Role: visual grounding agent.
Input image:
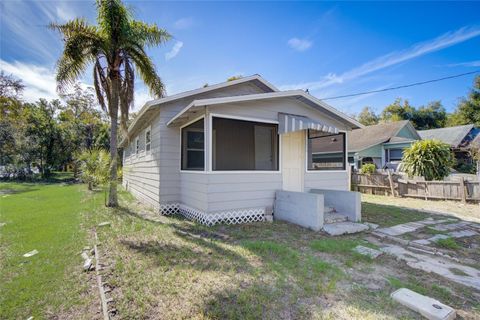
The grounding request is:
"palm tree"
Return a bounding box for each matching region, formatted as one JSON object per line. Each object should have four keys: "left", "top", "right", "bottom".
{"left": 51, "top": 0, "right": 170, "bottom": 206}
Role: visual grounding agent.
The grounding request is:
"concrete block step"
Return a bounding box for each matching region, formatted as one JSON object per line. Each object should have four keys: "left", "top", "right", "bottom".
{"left": 324, "top": 206, "right": 336, "bottom": 214}
{"left": 324, "top": 212, "right": 348, "bottom": 224}
{"left": 323, "top": 222, "right": 369, "bottom": 236}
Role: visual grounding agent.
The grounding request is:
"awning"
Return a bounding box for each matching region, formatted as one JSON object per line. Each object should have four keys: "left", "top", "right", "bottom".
{"left": 278, "top": 113, "right": 339, "bottom": 135}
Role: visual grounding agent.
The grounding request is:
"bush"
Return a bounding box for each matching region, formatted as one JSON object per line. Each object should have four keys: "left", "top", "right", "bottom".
{"left": 76, "top": 148, "right": 110, "bottom": 190}
{"left": 359, "top": 163, "right": 376, "bottom": 175}
{"left": 402, "top": 139, "right": 454, "bottom": 181}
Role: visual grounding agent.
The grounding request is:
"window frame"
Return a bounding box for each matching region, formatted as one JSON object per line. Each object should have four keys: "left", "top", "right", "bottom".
{"left": 305, "top": 129, "right": 348, "bottom": 173}
{"left": 145, "top": 126, "right": 152, "bottom": 154}
{"left": 208, "top": 113, "right": 281, "bottom": 174}
{"left": 386, "top": 148, "right": 403, "bottom": 162}
{"left": 135, "top": 136, "right": 140, "bottom": 156}
{"left": 180, "top": 115, "right": 206, "bottom": 172}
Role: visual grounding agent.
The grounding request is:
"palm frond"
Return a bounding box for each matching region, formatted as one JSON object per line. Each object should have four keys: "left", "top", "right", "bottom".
{"left": 128, "top": 21, "right": 171, "bottom": 47}
{"left": 126, "top": 45, "right": 166, "bottom": 98}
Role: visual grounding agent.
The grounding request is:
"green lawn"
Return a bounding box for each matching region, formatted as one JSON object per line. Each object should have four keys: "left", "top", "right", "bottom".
{"left": 1, "top": 179, "right": 479, "bottom": 319}
{"left": 0, "top": 176, "right": 99, "bottom": 319}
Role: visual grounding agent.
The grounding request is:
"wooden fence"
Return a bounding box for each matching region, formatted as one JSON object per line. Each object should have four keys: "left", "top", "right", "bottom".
{"left": 352, "top": 172, "right": 480, "bottom": 202}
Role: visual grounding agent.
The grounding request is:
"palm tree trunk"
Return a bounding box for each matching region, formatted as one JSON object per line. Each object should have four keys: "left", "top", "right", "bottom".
{"left": 107, "top": 79, "right": 120, "bottom": 207}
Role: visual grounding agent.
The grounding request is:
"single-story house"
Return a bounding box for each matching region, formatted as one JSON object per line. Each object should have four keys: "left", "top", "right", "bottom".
{"left": 120, "top": 75, "right": 362, "bottom": 225}
{"left": 418, "top": 124, "right": 480, "bottom": 168}
{"left": 347, "top": 120, "right": 420, "bottom": 170}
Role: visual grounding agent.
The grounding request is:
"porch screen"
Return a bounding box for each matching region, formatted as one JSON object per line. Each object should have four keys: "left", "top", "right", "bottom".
{"left": 307, "top": 130, "right": 346, "bottom": 171}
{"left": 212, "top": 117, "right": 278, "bottom": 171}
{"left": 181, "top": 118, "right": 204, "bottom": 170}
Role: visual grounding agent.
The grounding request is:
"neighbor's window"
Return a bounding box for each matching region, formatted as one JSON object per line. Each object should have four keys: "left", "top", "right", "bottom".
{"left": 135, "top": 137, "right": 140, "bottom": 154}
{"left": 212, "top": 117, "right": 278, "bottom": 171}
{"left": 387, "top": 148, "right": 403, "bottom": 161}
{"left": 307, "top": 130, "right": 346, "bottom": 171}
{"left": 181, "top": 118, "right": 204, "bottom": 170}
{"left": 145, "top": 128, "right": 151, "bottom": 152}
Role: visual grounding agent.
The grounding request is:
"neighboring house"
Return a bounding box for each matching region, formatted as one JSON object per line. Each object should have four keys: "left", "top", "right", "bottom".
{"left": 418, "top": 124, "right": 480, "bottom": 169}
{"left": 120, "top": 75, "right": 362, "bottom": 226}
{"left": 347, "top": 120, "right": 420, "bottom": 170}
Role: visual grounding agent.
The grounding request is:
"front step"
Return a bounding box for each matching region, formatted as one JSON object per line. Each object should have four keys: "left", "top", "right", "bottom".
{"left": 324, "top": 212, "right": 348, "bottom": 224}
{"left": 323, "top": 222, "right": 369, "bottom": 236}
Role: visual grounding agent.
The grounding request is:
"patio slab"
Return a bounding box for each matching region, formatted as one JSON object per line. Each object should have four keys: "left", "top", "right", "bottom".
{"left": 323, "top": 222, "right": 369, "bottom": 236}
{"left": 353, "top": 245, "right": 383, "bottom": 258}
{"left": 391, "top": 288, "right": 456, "bottom": 320}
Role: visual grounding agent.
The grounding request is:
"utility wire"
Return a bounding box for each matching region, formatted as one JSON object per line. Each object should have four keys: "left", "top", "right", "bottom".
{"left": 319, "top": 70, "right": 480, "bottom": 101}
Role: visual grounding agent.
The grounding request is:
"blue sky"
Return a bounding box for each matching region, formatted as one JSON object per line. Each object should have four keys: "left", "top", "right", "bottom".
{"left": 1, "top": 1, "right": 480, "bottom": 116}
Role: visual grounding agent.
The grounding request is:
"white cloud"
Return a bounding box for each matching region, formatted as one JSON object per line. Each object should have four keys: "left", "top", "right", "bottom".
{"left": 174, "top": 17, "right": 194, "bottom": 30}
{"left": 0, "top": 59, "right": 58, "bottom": 102}
{"left": 446, "top": 60, "right": 480, "bottom": 67}
{"left": 165, "top": 41, "right": 184, "bottom": 61}
{"left": 287, "top": 38, "right": 313, "bottom": 52}
{"left": 55, "top": 4, "right": 75, "bottom": 22}
{"left": 281, "top": 26, "right": 480, "bottom": 91}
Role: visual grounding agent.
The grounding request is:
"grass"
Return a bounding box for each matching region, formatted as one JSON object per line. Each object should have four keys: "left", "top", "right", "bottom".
{"left": 0, "top": 174, "right": 97, "bottom": 319}
{"left": 361, "top": 200, "right": 429, "bottom": 227}
{"left": 436, "top": 237, "right": 461, "bottom": 250}
{"left": 2, "top": 178, "right": 479, "bottom": 319}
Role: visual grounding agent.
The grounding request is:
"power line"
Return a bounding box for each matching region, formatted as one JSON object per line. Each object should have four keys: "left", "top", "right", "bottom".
{"left": 319, "top": 70, "right": 480, "bottom": 101}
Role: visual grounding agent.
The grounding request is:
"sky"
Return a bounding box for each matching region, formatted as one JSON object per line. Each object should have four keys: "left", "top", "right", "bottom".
{"left": 1, "top": 1, "right": 480, "bottom": 116}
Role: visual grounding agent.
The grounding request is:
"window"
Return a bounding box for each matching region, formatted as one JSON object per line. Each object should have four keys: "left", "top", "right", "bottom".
{"left": 387, "top": 148, "right": 403, "bottom": 161}
{"left": 145, "top": 128, "right": 151, "bottom": 152}
{"left": 181, "top": 118, "right": 204, "bottom": 170}
{"left": 307, "top": 130, "right": 346, "bottom": 171}
{"left": 212, "top": 117, "right": 278, "bottom": 171}
{"left": 135, "top": 137, "right": 140, "bottom": 154}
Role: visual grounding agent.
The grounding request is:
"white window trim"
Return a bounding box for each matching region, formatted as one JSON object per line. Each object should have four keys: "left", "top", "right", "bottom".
{"left": 305, "top": 129, "right": 348, "bottom": 173}
{"left": 179, "top": 115, "right": 207, "bottom": 173}
{"left": 145, "top": 126, "right": 152, "bottom": 155}
{"left": 207, "top": 112, "right": 282, "bottom": 174}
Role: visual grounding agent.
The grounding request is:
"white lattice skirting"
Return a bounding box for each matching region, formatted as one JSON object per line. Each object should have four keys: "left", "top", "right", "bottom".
{"left": 159, "top": 203, "right": 180, "bottom": 216}
{"left": 158, "top": 203, "right": 265, "bottom": 226}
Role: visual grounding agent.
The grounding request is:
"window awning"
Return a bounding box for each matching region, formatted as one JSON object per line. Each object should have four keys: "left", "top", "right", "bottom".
{"left": 278, "top": 113, "right": 339, "bottom": 135}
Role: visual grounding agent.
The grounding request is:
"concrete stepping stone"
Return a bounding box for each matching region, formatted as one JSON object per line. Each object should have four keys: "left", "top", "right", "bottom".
{"left": 353, "top": 245, "right": 383, "bottom": 258}
{"left": 391, "top": 288, "right": 456, "bottom": 320}
{"left": 363, "top": 222, "right": 379, "bottom": 230}
{"left": 427, "top": 234, "right": 450, "bottom": 242}
{"left": 0, "top": 222, "right": 6, "bottom": 227}
{"left": 98, "top": 221, "right": 111, "bottom": 227}
{"left": 447, "top": 230, "right": 478, "bottom": 238}
{"left": 431, "top": 222, "right": 471, "bottom": 232}
{"left": 381, "top": 244, "right": 480, "bottom": 290}
{"left": 23, "top": 249, "right": 39, "bottom": 257}
{"left": 323, "top": 222, "right": 369, "bottom": 236}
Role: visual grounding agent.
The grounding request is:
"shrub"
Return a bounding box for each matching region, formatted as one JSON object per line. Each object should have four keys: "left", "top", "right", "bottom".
{"left": 402, "top": 139, "right": 454, "bottom": 181}
{"left": 76, "top": 148, "right": 110, "bottom": 190}
{"left": 359, "top": 163, "right": 376, "bottom": 175}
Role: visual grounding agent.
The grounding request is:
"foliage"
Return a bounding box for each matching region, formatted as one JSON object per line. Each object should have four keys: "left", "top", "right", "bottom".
{"left": 0, "top": 73, "right": 109, "bottom": 180}
{"left": 227, "top": 75, "right": 243, "bottom": 81}
{"left": 357, "top": 106, "right": 379, "bottom": 126}
{"left": 379, "top": 98, "right": 447, "bottom": 129}
{"left": 447, "top": 76, "right": 480, "bottom": 127}
{"left": 402, "top": 139, "right": 454, "bottom": 181}
{"left": 76, "top": 148, "right": 110, "bottom": 190}
{"left": 381, "top": 98, "right": 415, "bottom": 122}
{"left": 51, "top": 0, "right": 171, "bottom": 206}
{"left": 359, "top": 163, "right": 376, "bottom": 175}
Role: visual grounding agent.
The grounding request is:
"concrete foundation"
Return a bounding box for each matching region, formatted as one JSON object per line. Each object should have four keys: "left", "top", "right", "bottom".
{"left": 274, "top": 190, "right": 324, "bottom": 231}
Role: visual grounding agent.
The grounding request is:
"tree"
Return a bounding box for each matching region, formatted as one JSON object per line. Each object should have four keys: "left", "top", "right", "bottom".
{"left": 381, "top": 98, "right": 415, "bottom": 122}
{"left": 447, "top": 75, "right": 480, "bottom": 127}
{"left": 51, "top": 0, "right": 171, "bottom": 206}
{"left": 357, "top": 107, "right": 379, "bottom": 126}
{"left": 411, "top": 101, "right": 447, "bottom": 130}
{"left": 227, "top": 75, "right": 243, "bottom": 81}
{"left": 402, "top": 140, "right": 454, "bottom": 181}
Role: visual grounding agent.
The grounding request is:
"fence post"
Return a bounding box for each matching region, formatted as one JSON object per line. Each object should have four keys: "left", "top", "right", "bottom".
{"left": 387, "top": 170, "right": 395, "bottom": 197}
{"left": 460, "top": 177, "right": 467, "bottom": 203}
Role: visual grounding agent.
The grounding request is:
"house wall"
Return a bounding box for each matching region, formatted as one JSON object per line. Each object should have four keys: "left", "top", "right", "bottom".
{"left": 123, "top": 81, "right": 268, "bottom": 211}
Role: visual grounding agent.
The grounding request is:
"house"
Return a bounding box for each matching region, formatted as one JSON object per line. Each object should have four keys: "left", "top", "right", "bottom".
{"left": 120, "top": 75, "right": 362, "bottom": 226}
{"left": 418, "top": 124, "right": 480, "bottom": 170}
{"left": 347, "top": 120, "right": 420, "bottom": 170}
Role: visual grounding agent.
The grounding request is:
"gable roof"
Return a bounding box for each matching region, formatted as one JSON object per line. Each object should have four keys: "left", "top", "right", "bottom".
{"left": 418, "top": 124, "right": 474, "bottom": 147}
{"left": 348, "top": 120, "right": 419, "bottom": 152}
{"left": 120, "top": 75, "right": 277, "bottom": 146}
{"left": 166, "top": 89, "right": 363, "bottom": 129}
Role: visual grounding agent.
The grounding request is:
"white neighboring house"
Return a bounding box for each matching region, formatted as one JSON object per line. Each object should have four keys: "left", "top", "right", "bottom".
{"left": 120, "top": 75, "right": 362, "bottom": 225}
